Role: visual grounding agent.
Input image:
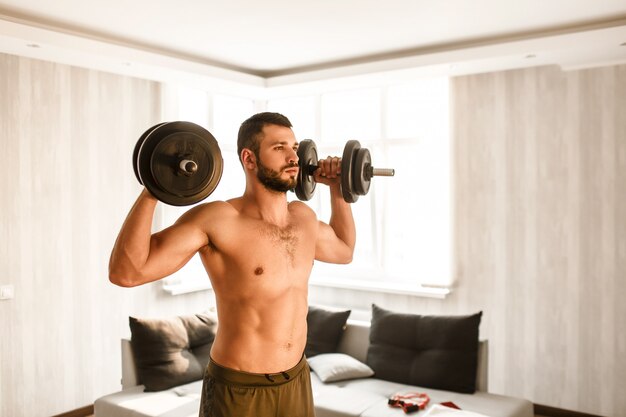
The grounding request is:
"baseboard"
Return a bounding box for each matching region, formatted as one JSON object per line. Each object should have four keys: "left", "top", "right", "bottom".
{"left": 534, "top": 403, "right": 605, "bottom": 417}
{"left": 51, "top": 404, "right": 94, "bottom": 417}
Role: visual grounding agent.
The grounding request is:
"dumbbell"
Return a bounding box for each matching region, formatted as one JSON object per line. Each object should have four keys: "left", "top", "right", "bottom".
{"left": 294, "top": 139, "right": 395, "bottom": 203}
{"left": 133, "top": 121, "right": 223, "bottom": 206}
{"left": 133, "top": 121, "right": 393, "bottom": 206}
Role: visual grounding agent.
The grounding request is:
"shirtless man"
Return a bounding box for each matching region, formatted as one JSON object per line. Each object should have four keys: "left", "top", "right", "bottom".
{"left": 109, "top": 112, "right": 355, "bottom": 417}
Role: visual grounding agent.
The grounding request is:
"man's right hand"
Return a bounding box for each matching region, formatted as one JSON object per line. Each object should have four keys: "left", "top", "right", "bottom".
{"left": 314, "top": 156, "right": 342, "bottom": 190}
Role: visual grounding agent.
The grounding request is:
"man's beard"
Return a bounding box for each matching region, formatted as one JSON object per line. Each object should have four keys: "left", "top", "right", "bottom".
{"left": 257, "top": 158, "right": 298, "bottom": 193}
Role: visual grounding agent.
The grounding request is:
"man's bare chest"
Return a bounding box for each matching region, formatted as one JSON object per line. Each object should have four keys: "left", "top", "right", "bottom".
{"left": 255, "top": 223, "right": 299, "bottom": 261}
{"left": 210, "top": 218, "right": 313, "bottom": 264}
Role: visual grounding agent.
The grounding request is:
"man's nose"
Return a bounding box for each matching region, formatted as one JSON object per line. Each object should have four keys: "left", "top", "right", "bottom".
{"left": 288, "top": 147, "right": 299, "bottom": 164}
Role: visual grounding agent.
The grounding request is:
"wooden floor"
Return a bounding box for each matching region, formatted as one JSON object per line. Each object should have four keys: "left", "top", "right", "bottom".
{"left": 81, "top": 412, "right": 563, "bottom": 417}
{"left": 77, "top": 408, "right": 548, "bottom": 417}
{"left": 81, "top": 411, "right": 553, "bottom": 417}
{"left": 84, "top": 414, "right": 548, "bottom": 417}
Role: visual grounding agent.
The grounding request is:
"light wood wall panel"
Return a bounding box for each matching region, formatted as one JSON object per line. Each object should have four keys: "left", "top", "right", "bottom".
{"left": 0, "top": 54, "right": 216, "bottom": 417}
{"left": 309, "top": 64, "right": 626, "bottom": 417}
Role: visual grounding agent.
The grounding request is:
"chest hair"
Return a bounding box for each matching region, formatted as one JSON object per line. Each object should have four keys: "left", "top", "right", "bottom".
{"left": 258, "top": 223, "right": 299, "bottom": 265}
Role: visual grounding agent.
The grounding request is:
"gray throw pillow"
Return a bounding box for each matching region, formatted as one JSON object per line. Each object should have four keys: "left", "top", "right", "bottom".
{"left": 129, "top": 313, "right": 217, "bottom": 392}
{"left": 305, "top": 305, "right": 351, "bottom": 357}
{"left": 366, "top": 304, "right": 482, "bottom": 393}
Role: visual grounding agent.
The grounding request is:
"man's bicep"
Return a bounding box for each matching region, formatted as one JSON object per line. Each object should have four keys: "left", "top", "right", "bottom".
{"left": 315, "top": 221, "right": 352, "bottom": 264}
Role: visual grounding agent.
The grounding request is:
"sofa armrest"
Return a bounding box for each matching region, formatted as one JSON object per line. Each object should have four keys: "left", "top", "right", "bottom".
{"left": 121, "top": 339, "right": 140, "bottom": 389}
{"left": 476, "top": 339, "right": 488, "bottom": 392}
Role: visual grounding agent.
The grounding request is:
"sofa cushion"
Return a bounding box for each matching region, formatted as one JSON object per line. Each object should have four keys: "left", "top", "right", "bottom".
{"left": 308, "top": 353, "right": 374, "bottom": 382}
{"left": 310, "top": 374, "right": 386, "bottom": 417}
{"left": 129, "top": 313, "right": 217, "bottom": 392}
{"left": 366, "top": 304, "right": 482, "bottom": 394}
{"left": 305, "top": 305, "right": 351, "bottom": 357}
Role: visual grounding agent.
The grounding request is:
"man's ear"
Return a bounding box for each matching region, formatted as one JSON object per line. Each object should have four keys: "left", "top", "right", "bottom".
{"left": 241, "top": 148, "right": 257, "bottom": 170}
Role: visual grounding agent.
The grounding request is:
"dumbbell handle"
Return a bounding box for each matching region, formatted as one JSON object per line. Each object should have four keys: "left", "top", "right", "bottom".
{"left": 370, "top": 167, "right": 395, "bottom": 177}
{"left": 303, "top": 164, "right": 320, "bottom": 176}
{"left": 304, "top": 164, "right": 395, "bottom": 178}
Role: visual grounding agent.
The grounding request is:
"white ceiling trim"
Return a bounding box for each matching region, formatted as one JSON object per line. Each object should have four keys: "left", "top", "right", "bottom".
{"left": 0, "top": 13, "right": 266, "bottom": 96}
{"left": 1, "top": 13, "right": 625, "bottom": 98}
{"left": 264, "top": 23, "right": 626, "bottom": 97}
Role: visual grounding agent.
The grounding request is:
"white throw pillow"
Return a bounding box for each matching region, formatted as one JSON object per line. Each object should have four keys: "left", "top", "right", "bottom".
{"left": 307, "top": 353, "right": 374, "bottom": 383}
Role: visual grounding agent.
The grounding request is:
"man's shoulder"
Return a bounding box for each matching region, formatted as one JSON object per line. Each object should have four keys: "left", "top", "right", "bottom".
{"left": 184, "top": 200, "right": 238, "bottom": 219}
{"left": 288, "top": 200, "right": 317, "bottom": 218}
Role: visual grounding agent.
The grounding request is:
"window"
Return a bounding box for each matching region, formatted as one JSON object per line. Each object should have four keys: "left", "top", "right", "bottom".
{"left": 267, "top": 96, "right": 317, "bottom": 140}
{"left": 268, "top": 77, "right": 451, "bottom": 291}
{"left": 159, "top": 76, "right": 451, "bottom": 296}
{"left": 321, "top": 89, "right": 381, "bottom": 143}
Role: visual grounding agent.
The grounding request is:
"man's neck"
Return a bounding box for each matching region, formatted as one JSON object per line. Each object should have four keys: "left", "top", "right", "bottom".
{"left": 241, "top": 185, "right": 291, "bottom": 226}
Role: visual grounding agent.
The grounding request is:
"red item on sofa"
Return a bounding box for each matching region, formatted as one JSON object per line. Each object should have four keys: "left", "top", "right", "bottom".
{"left": 388, "top": 392, "right": 430, "bottom": 413}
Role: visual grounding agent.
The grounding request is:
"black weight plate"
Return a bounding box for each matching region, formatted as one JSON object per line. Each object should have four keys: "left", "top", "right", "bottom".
{"left": 295, "top": 139, "right": 318, "bottom": 201}
{"left": 137, "top": 121, "right": 223, "bottom": 206}
{"left": 341, "top": 140, "right": 360, "bottom": 203}
{"left": 133, "top": 122, "right": 167, "bottom": 185}
{"left": 151, "top": 133, "right": 213, "bottom": 195}
{"left": 353, "top": 147, "right": 372, "bottom": 196}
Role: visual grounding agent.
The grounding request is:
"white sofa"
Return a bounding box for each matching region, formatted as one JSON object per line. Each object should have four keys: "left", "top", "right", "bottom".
{"left": 94, "top": 320, "right": 533, "bottom": 417}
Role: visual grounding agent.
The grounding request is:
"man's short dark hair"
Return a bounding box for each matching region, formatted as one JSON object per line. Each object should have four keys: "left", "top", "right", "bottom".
{"left": 237, "top": 112, "right": 293, "bottom": 163}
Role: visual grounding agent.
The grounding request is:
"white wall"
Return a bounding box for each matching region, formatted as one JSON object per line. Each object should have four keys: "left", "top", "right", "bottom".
{"left": 0, "top": 53, "right": 216, "bottom": 417}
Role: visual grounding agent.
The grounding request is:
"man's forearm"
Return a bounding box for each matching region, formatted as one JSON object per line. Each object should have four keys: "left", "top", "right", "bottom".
{"left": 328, "top": 185, "right": 356, "bottom": 253}
{"left": 109, "top": 189, "right": 158, "bottom": 285}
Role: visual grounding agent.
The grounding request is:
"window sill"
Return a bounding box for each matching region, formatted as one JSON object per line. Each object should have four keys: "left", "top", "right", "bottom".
{"left": 162, "top": 277, "right": 450, "bottom": 299}
{"left": 162, "top": 281, "right": 212, "bottom": 295}
{"left": 309, "top": 277, "right": 450, "bottom": 299}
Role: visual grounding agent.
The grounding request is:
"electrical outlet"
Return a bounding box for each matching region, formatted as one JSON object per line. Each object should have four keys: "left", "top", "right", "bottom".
{"left": 0, "top": 284, "right": 14, "bottom": 300}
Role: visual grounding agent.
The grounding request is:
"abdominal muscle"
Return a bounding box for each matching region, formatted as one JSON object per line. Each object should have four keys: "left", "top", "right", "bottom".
{"left": 202, "top": 242, "right": 312, "bottom": 373}
{"left": 209, "top": 285, "right": 309, "bottom": 373}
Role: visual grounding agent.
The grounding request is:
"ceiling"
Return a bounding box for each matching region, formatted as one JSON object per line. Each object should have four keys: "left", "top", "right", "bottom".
{"left": 1, "top": 0, "right": 626, "bottom": 90}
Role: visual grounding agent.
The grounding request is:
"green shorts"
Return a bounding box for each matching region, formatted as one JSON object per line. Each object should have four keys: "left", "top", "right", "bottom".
{"left": 199, "top": 355, "right": 315, "bottom": 417}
